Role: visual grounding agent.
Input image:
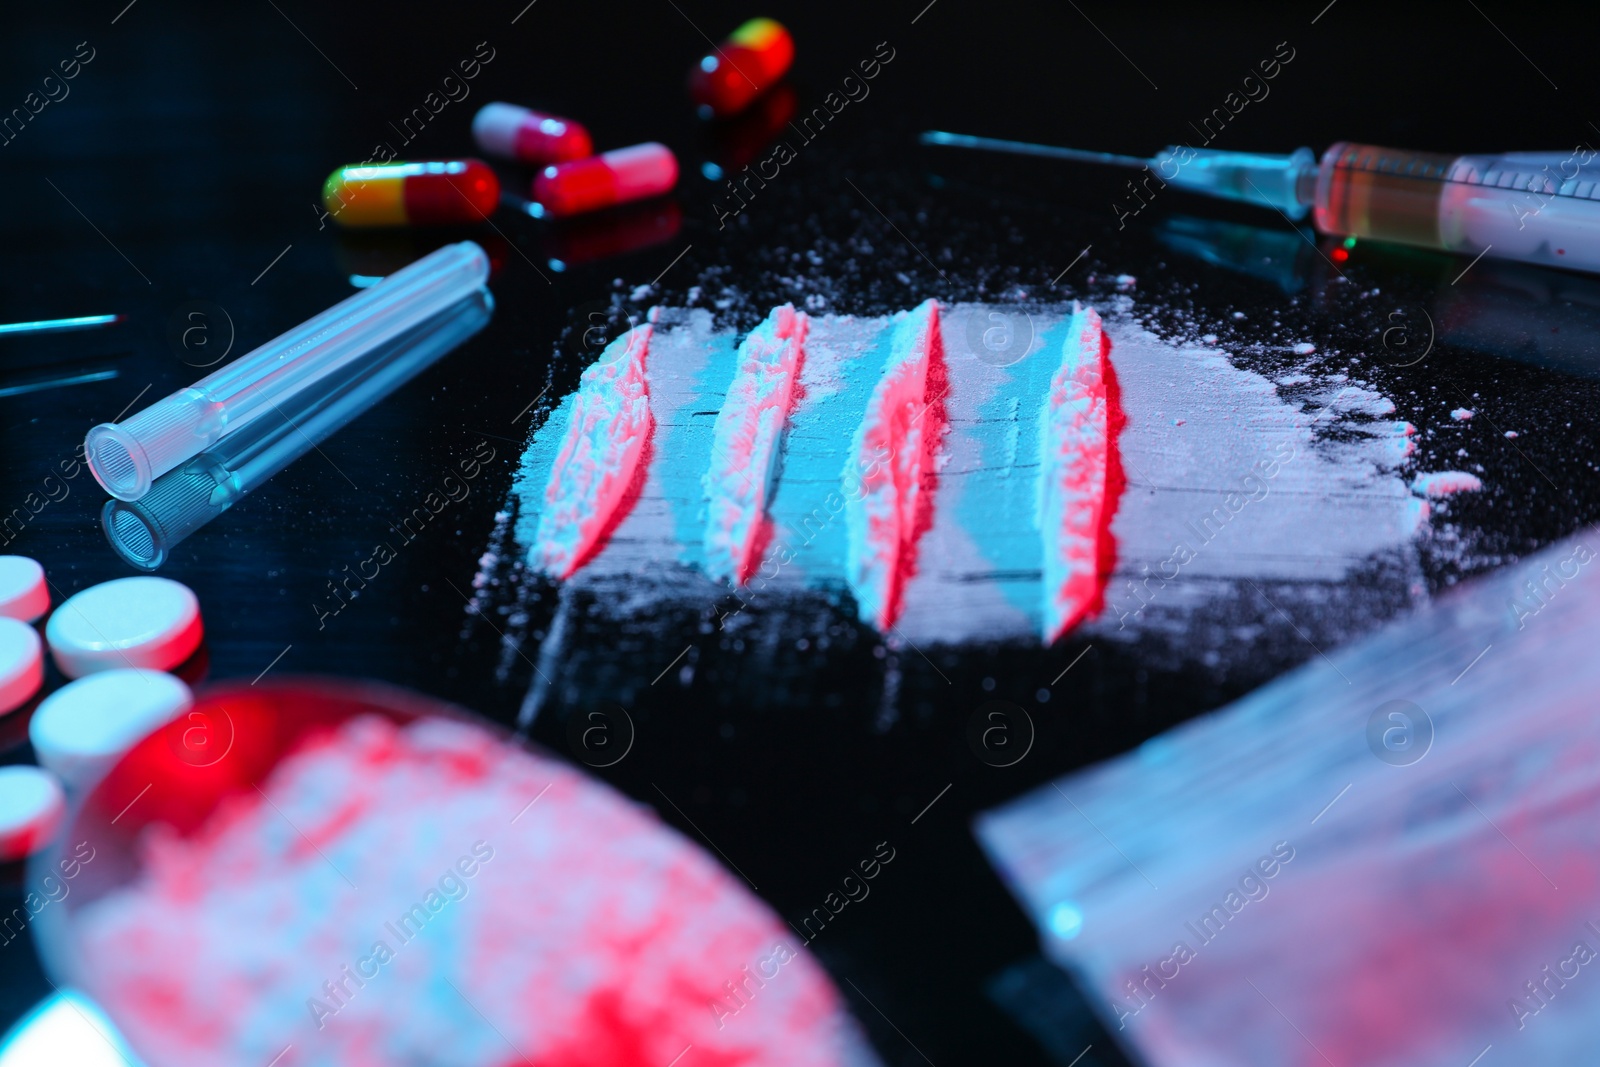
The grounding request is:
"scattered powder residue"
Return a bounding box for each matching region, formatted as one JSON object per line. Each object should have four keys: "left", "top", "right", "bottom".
{"left": 703, "top": 303, "right": 808, "bottom": 585}
{"left": 76, "top": 714, "right": 871, "bottom": 1067}
{"left": 510, "top": 303, "right": 1433, "bottom": 650}
{"left": 1037, "top": 304, "right": 1120, "bottom": 644}
{"left": 1321, "top": 383, "right": 1398, "bottom": 419}
{"left": 532, "top": 321, "right": 654, "bottom": 578}
{"left": 1452, "top": 407, "right": 1474, "bottom": 421}
{"left": 844, "top": 298, "right": 946, "bottom": 630}
{"left": 1412, "top": 470, "right": 1484, "bottom": 497}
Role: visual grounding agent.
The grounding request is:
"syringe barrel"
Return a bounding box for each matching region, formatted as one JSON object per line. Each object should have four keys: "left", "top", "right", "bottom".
{"left": 1313, "top": 142, "right": 1600, "bottom": 274}
{"left": 86, "top": 240, "right": 489, "bottom": 501}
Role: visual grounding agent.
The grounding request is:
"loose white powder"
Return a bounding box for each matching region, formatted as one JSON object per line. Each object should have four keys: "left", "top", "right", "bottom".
{"left": 511, "top": 304, "right": 1436, "bottom": 649}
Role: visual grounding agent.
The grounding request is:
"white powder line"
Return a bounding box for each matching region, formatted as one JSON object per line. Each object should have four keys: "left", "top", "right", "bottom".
{"left": 510, "top": 781, "right": 553, "bottom": 824}
{"left": 1309, "top": 0, "right": 1339, "bottom": 23}
{"left": 252, "top": 785, "right": 360, "bottom": 891}
{"left": 1051, "top": 644, "right": 1094, "bottom": 685}
{"left": 846, "top": 300, "right": 945, "bottom": 630}
{"left": 909, "top": 0, "right": 939, "bottom": 23}
{"left": 910, "top": 782, "right": 952, "bottom": 825}
{"left": 109, "top": 782, "right": 151, "bottom": 825}
{"left": 666, "top": 1044, "right": 694, "bottom": 1067}
{"left": 1465, "top": 1044, "right": 1493, "bottom": 1067}
{"left": 843, "top": 977, "right": 937, "bottom": 1067}
{"left": 1065, "top": 1045, "right": 1094, "bottom": 1067}
{"left": 533, "top": 323, "right": 655, "bottom": 578}
{"left": 1038, "top": 304, "right": 1114, "bottom": 644}
{"left": 264, "top": 1044, "right": 293, "bottom": 1067}
{"left": 1310, "top": 782, "right": 1352, "bottom": 824}
{"left": 703, "top": 305, "right": 807, "bottom": 584}
{"left": 511, "top": 302, "right": 1430, "bottom": 653}
{"left": 1244, "top": 978, "right": 1337, "bottom": 1067}
{"left": 652, "top": 644, "right": 693, "bottom": 685}
{"left": 652, "top": 782, "right": 758, "bottom": 891}
{"left": 1053, "top": 783, "right": 1158, "bottom": 890}
{"left": 1451, "top": 643, "right": 1493, "bottom": 686}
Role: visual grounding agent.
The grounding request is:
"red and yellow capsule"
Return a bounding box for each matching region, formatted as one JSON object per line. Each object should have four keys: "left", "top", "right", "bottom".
{"left": 321, "top": 159, "right": 500, "bottom": 228}
{"left": 688, "top": 17, "right": 794, "bottom": 119}
{"left": 531, "top": 142, "right": 678, "bottom": 219}
{"left": 472, "top": 102, "right": 593, "bottom": 166}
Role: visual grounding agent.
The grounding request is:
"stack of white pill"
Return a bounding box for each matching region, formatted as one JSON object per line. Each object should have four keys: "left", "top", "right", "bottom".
{"left": 0, "top": 556, "right": 48, "bottom": 719}
{"left": 0, "top": 556, "right": 203, "bottom": 861}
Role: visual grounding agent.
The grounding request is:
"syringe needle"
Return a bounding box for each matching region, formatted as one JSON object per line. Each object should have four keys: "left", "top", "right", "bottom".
{"left": 919, "top": 131, "right": 1150, "bottom": 170}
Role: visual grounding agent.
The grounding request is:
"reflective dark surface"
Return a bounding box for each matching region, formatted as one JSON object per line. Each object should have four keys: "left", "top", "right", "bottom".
{"left": 2, "top": 3, "right": 1598, "bottom": 1063}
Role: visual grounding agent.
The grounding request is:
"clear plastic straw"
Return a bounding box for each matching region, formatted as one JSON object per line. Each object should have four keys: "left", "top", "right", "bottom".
{"left": 102, "top": 290, "right": 493, "bottom": 569}
{"left": 85, "top": 241, "right": 489, "bottom": 501}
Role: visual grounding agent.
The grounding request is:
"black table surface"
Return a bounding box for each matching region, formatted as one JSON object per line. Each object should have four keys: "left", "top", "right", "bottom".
{"left": 3, "top": 2, "right": 1598, "bottom": 1064}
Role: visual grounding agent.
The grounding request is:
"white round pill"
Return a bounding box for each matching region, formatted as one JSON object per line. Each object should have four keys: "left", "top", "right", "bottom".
{"left": 30, "top": 670, "right": 194, "bottom": 789}
{"left": 45, "top": 577, "right": 203, "bottom": 679}
{"left": 0, "top": 765, "right": 65, "bottom": 861}
{"left": 0, "top": 556, "right": 48, "bottom": 623}
{"left": 0, "top": 619, "right": 43, "bottom": 715}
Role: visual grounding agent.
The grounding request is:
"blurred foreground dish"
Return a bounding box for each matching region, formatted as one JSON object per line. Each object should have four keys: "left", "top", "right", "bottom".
{"left": 36, "top": 679, "right": 881, "bottom": 1067}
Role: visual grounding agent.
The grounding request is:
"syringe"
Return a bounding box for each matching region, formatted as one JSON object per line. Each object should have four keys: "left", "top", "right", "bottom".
{"left": 85, "top": 240, "right": 489, "bottom": 502}
{"left": 921, "top": 132, "right": 1600, "bottom": 276}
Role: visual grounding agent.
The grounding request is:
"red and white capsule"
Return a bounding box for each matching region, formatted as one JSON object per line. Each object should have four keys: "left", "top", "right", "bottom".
{"left": 531, "top": 142, "right": 678, "bottom": 219}
{"left": 472, "top": 102, "right": 593, "bottom": 166}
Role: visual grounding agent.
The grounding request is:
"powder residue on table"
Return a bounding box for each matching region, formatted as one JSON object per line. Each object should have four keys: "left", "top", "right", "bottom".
{"left": 1413, "top": 470, "right": 1484, "bottom": 497}
{"left": 75, "top": 714, "right": 875, "bottom": 1067}
{"left": 509, "top": 302, "right": 1439, "bottom": 652}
